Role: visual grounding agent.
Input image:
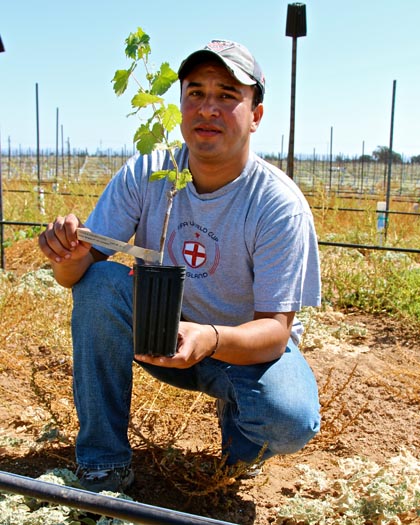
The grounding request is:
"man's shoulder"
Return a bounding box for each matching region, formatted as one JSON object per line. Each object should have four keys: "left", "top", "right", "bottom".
{"left": 248, "top": 153, "right": 312, "bottom": 213}
{"left": 248, "top": 153, "right": 300, "bottom": 192}
{"left": 251, "top": 153, "right": 290, "bottom": 180}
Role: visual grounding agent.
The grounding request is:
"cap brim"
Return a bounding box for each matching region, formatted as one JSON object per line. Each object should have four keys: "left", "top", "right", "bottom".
{"left": 178, "top": 50, "right": 257, "bottom": 87}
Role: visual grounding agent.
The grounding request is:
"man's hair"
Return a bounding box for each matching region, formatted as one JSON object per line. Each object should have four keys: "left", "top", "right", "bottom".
{"left": 252, "top": 85, "right": 264, "bottom": 109}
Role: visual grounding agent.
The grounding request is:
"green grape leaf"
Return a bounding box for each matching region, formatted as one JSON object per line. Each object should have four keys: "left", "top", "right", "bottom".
{"left": 150, "top": 170, "right": 172, "bottom": 181}
{"left": 125, "top": 28, "right": 150, "bottom": 60}
{"left": 112, "top": 65, "right": 135, "bottom": 96}
{"left": 151, "top": 62, "right": 178, "bottom": 95}
{"left": 176, "top": 168, "right": 193, "bottom": 190}
{"left": 168, "top": 139, "right": 183, "bottom": 150}
{"left": 134, "top": 122, "right": 164, "bottom": 154}
{"left": 131, "top": 91, "right": 163, "bottom": 110}
{"left": 160, "top": 104, "right": 182, "bottom": 132}
{"left": 165, "top": 170, "right": 178, "bottom": 183}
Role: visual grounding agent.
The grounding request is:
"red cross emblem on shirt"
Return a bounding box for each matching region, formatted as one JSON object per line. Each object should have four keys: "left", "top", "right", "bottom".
{"left": 183, "top": 241, "right": 207, "bottom": 268}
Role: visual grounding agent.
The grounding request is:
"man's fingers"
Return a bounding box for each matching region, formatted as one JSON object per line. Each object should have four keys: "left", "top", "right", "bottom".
{"left": 38, "top": 215, "right": 84, "bottom": 262}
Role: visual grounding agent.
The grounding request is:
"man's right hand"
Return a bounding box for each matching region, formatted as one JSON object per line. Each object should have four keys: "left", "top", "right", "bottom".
{"left": 38, "top": 213, "right": 90, "bottom": 263}
{"left": 38, "top": 214, "right": 96, "bottom": 288}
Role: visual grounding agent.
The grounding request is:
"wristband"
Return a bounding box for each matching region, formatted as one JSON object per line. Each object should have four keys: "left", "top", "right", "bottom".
{"left": 209, "top": 324, "right": 219, "bottom": 356}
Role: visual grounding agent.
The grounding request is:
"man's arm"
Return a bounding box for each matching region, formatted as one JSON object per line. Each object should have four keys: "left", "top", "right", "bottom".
{"left": 38, "top": 213, "right": 108, "bottom": 288}
{"left": 135, "top": 311, "right": 295, "bottom": 368}
{"left": 208, "top": 311, "right": 295, "bottom": 364}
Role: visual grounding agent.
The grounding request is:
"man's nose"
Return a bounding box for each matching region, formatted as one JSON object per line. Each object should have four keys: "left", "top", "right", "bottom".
{"left": 198, "top": 95, "right": 220, "bottom": 117}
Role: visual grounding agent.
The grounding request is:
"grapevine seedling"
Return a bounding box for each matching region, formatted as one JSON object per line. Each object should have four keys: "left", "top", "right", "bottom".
{"left": 112, "top": 27, "right": 192, "bottom": 264}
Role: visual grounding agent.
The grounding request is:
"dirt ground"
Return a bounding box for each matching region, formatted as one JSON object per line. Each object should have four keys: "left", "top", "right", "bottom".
{"left": 1, "top": 244, "right": 420, "bottom": 524}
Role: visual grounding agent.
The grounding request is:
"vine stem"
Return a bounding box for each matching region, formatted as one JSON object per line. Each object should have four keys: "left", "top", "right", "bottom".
{"left": 132, "top": 52, "right": 183, "bottom": 265}
{"left": 158, "top": 188, "right": 177, "bottom": 264}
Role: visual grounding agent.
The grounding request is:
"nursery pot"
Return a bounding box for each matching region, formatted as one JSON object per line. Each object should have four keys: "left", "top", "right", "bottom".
{"left": 133, "top": 264, "right": 186, "bottom": 357}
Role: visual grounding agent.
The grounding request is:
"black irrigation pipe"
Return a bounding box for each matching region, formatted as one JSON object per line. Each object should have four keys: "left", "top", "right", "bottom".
{"left": 319, "top": 240, "right": 420, "bottom": 254}
{"left": 2, "top": 220, "right": 49, "bottom": 227}
{"left": 0, "top": 471, "right": 237, "bottom": 525}
{"left": 304, "top": 192, "right": 419, "bottom": 204}
{"left": 3, "top": 188, "right": 101, "bottom": 198}
{"left": 311, "top": 206, "right": 420, "bottom": 216}
{"left": 1, "top": 221, "right": 420, "bottom": 271}
{"left": 4, "top": 190, "right": 420, "bottom": 216}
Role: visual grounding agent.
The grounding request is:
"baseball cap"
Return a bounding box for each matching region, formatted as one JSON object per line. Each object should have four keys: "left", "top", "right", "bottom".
{"left": 178, "top": 40, "right": 265, "bottom": 101}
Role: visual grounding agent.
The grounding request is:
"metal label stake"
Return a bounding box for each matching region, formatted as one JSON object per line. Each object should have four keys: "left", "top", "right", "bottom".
{"left": 77, "top": 228, "right": 161, "bottom": 264}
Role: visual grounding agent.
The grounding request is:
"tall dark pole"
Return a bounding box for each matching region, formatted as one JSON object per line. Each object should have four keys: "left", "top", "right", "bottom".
{"left": 0, "top": 39, "right": 5, "bottom": 268}
{"left": 280, "top": 134, "right": 284, "bottom": 170}
{"left": 360, "top": 140, "right": 365, "bottom": 194}
{"left": 287, "top": 36, "right": 297, "bottom": 179}
{"left": 61, "top": 124, "right": 65, "bottom": 179}
{"left": 329, "top": 126, "right": 334, "bottom": 191}
{"left": 286, "top": 3, "right": 307, "bottom": 180}
{"left": 55, "top": 107, "right": 59, "bottom": 186}
{"left": 384, "top": 80, "right": 397, "bottom": 242}
{"left": 35, "top": 83, "right": 41, "bottom": 187}
{"left": 0, "top": 133, "right": 5, "bottom": 269}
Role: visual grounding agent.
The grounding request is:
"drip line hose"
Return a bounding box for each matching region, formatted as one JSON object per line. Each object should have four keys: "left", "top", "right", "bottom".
{"left": 0, "top": 471, "right": 238, "bottom": 525}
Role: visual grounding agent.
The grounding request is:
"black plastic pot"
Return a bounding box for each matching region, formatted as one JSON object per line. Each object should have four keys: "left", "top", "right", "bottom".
{"left": 133, "top": 264, "right": 186, "bottom": 357}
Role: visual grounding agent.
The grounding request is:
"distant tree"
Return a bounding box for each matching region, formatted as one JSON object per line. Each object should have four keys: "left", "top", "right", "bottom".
{"left": 410, "top": 154, "right": 420, "bottom": 164}
{"left": 372, "top": 145, "right": 403, "bottom": 164}
{"left": 358, "top": 154, "right": 373, "bottom": 162}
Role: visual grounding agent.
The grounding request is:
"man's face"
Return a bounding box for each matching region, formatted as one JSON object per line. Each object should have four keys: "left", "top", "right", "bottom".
{"left": 180, "top": 61, "right": 263, "bottom": 165}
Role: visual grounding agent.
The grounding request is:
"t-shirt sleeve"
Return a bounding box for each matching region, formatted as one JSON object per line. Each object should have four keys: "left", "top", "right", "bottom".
{"left": 252, "top": 207, "right": 321, "bottom": 313}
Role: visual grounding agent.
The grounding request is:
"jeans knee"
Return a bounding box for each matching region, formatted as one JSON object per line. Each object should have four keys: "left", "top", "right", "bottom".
{"left": 73, "top": 261, "right": 131, "bottom": 307}
{"left": 267, "top": 406, "right": 321, "bottom": 455}
{"left": 72, "top": 261, "right": 133, "bottom": 338}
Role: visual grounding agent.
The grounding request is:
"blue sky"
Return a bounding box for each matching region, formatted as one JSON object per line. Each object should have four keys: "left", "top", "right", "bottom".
{"left": 1, "top": 0, "right": 419, "bottom": 159}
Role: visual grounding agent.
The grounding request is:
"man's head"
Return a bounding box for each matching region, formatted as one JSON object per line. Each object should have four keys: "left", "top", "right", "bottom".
{"left": 178, "top": 40, "right": 265, "bottom": 108}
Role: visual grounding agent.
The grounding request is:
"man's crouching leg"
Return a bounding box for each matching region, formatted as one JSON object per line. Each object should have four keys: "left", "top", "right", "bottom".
{"left": 214, "top": 340, "right": 320, "bottom": 466}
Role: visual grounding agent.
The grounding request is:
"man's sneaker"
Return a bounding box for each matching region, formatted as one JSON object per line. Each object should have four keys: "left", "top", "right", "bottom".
{"left": 240, "top": 461, "right": 265, "bottom": 478}
{"left": 75, "top": 465, "right": 135, "bottom": 493}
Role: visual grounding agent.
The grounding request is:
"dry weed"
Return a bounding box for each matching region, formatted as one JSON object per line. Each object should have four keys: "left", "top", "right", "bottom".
{"left": 366, "top": 347, "right": 420, "bottom": 405}
{"left": 314, "top": 364, "right": 369, "bottom": 449}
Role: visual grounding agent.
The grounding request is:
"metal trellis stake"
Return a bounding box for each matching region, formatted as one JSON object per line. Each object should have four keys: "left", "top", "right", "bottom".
{"left": 0, "top": 133, "right": 4, "bottom": 269}
{"left": 384, "top": 79, "right": 397, "bottom": 242}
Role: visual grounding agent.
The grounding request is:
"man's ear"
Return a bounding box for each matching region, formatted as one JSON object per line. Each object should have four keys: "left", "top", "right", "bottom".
{"left": 250, "top": 103, "right": 264, "bottom": 133}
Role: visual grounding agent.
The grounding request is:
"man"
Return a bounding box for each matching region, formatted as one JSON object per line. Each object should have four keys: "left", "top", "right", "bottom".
{"left": 39, "top": 39, "right": 321, "bottom": 493}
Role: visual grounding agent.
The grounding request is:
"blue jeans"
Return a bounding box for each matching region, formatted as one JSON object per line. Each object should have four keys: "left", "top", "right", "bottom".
{"left": 72, "top": 261, "right": 320, "bottom": 469}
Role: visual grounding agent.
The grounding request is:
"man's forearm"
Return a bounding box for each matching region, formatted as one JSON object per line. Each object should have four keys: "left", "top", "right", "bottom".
{"left": 211, "top": 314, "right": 294, "bottom": 365}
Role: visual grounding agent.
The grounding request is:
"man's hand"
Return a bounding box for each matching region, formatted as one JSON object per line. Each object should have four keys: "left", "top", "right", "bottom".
{"left": 38, "top": 213, "right": 104, "bottom": 288}
{"left": 39, "top": 213, "right": 90, "bottom": 264}
{"left": 135, "top": 321, "right": 216, "bottom": 369}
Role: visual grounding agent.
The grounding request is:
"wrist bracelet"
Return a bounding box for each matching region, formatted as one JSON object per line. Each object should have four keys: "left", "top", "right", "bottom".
{"left": 209, "top": 324, "right": 219, "bottom": 356}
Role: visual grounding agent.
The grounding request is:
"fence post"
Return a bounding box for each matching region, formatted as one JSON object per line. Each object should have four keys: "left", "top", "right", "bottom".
{"left": 377, "top": 201, "right": 387, "bottom": 246}
{"left": 0, "top": 133, "right": 5, "bottom": 269}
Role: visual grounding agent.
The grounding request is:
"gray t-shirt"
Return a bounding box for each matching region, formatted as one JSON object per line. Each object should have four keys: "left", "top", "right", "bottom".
{"left": 86, "top": 145, "right": 321, "bottom": 344}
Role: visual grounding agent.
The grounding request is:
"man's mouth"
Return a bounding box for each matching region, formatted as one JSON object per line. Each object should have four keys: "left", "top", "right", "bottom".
{"left": 193, "top": 122, "right": 222, "bottom": 137}
{"left": 195, "top": 126, "right": 221, "bottom": 138}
